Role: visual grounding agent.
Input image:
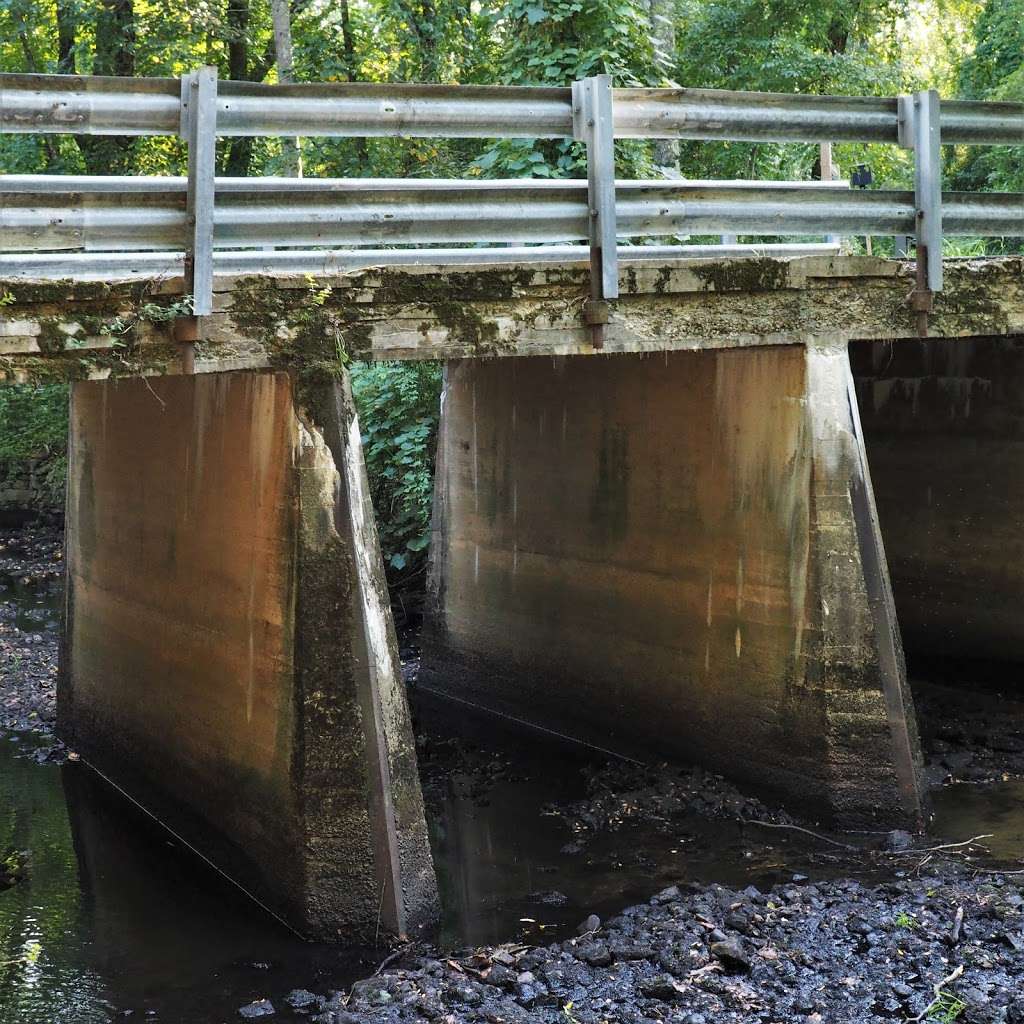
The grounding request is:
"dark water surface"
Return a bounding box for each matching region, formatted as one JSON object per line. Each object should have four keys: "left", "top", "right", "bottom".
{"left": 932, "top": 778, "right": 1024, "bottom": 863}
{"left": 0, "top": 735, "right": 377, "bottom": 1024}
{"left": 3, "top": 576, "right": 1024, "bottom": 1022}
{"left": 0, "top": 574, "right": 60, "bottom": 634}
{"left": 0, "top": 699, "right": 832, "bottom": 1024}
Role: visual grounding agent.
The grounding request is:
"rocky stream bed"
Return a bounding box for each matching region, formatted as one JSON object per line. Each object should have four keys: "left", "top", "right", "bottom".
{"left": 2, "top": 520, "right": 1024, "bottom": 1024}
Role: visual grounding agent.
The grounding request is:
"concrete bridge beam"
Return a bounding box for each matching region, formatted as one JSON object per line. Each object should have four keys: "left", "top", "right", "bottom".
{"left": 421, "top": 344, "right": 926, "bottom": 828}
{"left": 59, "top": 369, "right": 438, "bottom": 941}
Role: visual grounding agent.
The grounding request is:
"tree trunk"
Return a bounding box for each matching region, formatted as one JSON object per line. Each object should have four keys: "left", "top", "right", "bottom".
{"left": 340, "top": 1, "right": 368, "bottom": 164}
{"left": 648, "top": 0, "right": 678, "bottom": 169}
{"left": 56, "top": 0, "right": 76, "bottom": 73}
{"left": 77, "top": 0, "right": 136, "bottom": 174}
{"left": 224, "top": 0, "right": 254, "bottom": 175}
{"left": 271, "top": 0, "right": 302, "bottom": 175}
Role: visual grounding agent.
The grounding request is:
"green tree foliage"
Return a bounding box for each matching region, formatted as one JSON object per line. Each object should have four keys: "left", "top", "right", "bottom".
{"left": 0, "top": 385, "right": 68, "bottom": 462}
{"left": 350, "top": 362, "right": 442, "bottom": 584}
{"left": 950, "top": 0, "right": 1023, "bottom": 193}
{"left": 0, "top": 384, "right": 69, "bottom": 506}
{"left": 672, "top": 0, "right": 912, "bottom": 184}
{"left": 471, "top": 0, "right": 657, "bottom": 178}
{"left": 0, "top": 0, "right": 1020, "bottom": 557}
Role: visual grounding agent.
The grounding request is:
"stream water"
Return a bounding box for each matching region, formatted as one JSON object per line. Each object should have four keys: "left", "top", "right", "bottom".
{"left": 2, "top": 574, "right": 1024, "bottom": 1023}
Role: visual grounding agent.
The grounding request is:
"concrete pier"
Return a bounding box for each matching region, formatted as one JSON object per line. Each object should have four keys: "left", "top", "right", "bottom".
{"left": 853, "top": 335, "right": 1024, "bottom": 664}
{"left": 421, "top": 345, "right": 926, "bottom": 827}
{"left": 59, "top": 369, "right": 438, "bottom": 941}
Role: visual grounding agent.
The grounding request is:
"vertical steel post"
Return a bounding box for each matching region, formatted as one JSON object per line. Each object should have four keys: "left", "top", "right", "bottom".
{"left": 572, "top": 74, "right": 618, "bottom": 350}
{"left": 899, "top": 89, "right": 942, "bottom": 336}
{"left": 820, "top": 142, "right": 842, "bottom": 247}
{"left": 179, "top": 66, "right": 218, "bottom": 371}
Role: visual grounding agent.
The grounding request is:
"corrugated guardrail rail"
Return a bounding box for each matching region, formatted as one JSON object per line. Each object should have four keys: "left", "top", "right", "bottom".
{"left": 1, "top": 69, "right": 1022, "bottom": 344}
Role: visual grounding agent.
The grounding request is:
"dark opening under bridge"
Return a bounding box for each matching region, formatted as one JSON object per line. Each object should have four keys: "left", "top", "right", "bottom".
{"left": 2, "top": 69, "right": 1024, "bottom": 943}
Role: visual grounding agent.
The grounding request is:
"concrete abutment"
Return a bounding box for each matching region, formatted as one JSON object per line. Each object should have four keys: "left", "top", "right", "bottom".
{"left": 59, "top": 369, "right": 438, "bottom": 941}
{"left": 421, "top": 344, "right": 927, "bottom": 828}
{"left": 852, "top": 336, "right": 1024, "bottom": 670}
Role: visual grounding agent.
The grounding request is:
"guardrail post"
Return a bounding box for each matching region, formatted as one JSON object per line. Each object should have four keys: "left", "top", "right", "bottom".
{"left": 178, "top": 66, "right": 218, "bottom": 372}
{"left": 899, "top": 88, "right": 942, "bottom": 336}
{"left": 572, "top": 74, "right": 618, "bottom": 350}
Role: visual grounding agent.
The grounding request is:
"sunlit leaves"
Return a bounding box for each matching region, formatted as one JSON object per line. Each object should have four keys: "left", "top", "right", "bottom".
{"left": 350, "top": 362, "right": 442, "bottom": 582}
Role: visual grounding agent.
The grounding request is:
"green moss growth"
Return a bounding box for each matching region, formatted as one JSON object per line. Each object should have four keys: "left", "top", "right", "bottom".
{"left": 691, "top": 257, "right": 792, "bottom": 293}
{"left": 0, "top": 280, "right": 187, "bottom": 383}
{"left": 228, "top": 267, "right": 545, "bottom": 394}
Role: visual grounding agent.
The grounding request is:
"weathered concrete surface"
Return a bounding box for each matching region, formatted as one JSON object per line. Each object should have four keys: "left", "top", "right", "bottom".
{"left": 59, "top": 369, "right": 437, "bottom": 941}
{"left": 420, "top": 346, "right": 925, "bottom": 827}
{"left": 2, "top": 255, "right": 1022, "bottom": 382}
{"left": 852, "top": 335, "right": 1024, "bottom": 664}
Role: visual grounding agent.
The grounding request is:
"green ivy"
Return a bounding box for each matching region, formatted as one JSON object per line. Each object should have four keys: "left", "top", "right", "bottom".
{"left": 350, "top": 362, "right": 442, "bottom": 586}
{"left": 0, "top": 384, "right": 68, "bottom": 463}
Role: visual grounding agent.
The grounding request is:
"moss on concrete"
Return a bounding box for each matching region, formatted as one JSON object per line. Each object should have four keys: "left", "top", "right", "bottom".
{"left": 228, "top": 268, "right": 545, "bottom": 395}
{"left": 0, "top": 281, "right": 185, "bottom": 384}
{"left": 691, "top": 257, "right": 792, "bottom": 293}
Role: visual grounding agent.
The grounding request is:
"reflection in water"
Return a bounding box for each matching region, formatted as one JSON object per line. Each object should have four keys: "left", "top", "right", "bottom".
{"left": 2, "top": 684, "right": 1024, "bottom": 1021}
{"left": 0, "top": 736, "right": 374, "bottom": 1024}
{"left": 415, "top": 691, "right": 870, "bottom": 949}
{"left": 932, "top": 779, "right": 1024, "bottom": 864}
{"left": 0, "top": 576, "right": 61, "bottom": 635}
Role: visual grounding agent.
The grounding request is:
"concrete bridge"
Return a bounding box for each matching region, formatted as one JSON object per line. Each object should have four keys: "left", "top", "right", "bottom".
{"left": 2, "top": 69, "right": 1023, "bottom": 942}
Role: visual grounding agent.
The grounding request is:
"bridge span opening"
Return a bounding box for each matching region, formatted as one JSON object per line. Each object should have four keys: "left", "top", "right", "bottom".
{"left": 6, "top": 251, "right": 1023, "bottom": 941}
{"left": 852, "top": 335, "right": 1024, "bottom": 674}
{"left": 851, "top": 335, "right": 1024, "bottom": 779}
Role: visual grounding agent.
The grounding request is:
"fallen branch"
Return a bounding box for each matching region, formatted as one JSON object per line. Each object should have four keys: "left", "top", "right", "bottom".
{"left": 739, "top": 819, "right": 858, "bottom": 851}
{"left": 907, "top": 964, "right": 964, "bottom": 1023}
{"left": 891, "top": 834, "right": 993, "bottom": 856}
{"left": 373, "top": 942, "right": 413, "bottom": 976}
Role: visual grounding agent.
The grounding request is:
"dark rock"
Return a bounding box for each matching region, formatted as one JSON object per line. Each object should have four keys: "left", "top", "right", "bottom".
{"left": 285, "top": 990, "right": 318, "bottom": 1009}
{"left": 710, "top": 938, "right": 751, "bottom": 973}
{"left": 577, "top": 943, "right": 613, "bottom": 967}
{"left": 528, "top": 890, "right": 568, "bottom": 906}
{"left": 482, "top": 963, "right": 513, "bottom": 988}
{"left": 610, "top": 941, "right": 654, "bottom": 961}
{"left": 639, "top": 973, "right": 681, "bottom": 1000}
{"left": 652, "top": 885, "right": 681, "bottom": 904}
{"left": 887, "top": 830, "right": 914, "bottom": 852}
{"left": 349, "top": 977, "right": 393, "bottom": 1007}
{"left": 239, "top": 999, "right": 275, "bottom": 1019}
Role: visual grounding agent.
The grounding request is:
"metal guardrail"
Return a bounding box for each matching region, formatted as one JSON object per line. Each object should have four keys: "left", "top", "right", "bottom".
{"left": 3, "top": 74, "right": 1022, "bottom": 143}
{"left": 0, "top": 243, "right": 844, "bottom": 282}
{"left": 1, "top": 69, "right": 1022, "bottom": 348}
{"left": 3, "top": 177, "right": 1021, "bottom": 252}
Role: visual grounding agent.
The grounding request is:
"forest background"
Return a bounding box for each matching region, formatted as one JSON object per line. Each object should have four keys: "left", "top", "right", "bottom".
{"left": 0, "top": 0, "right": 1021, "bottom": 591}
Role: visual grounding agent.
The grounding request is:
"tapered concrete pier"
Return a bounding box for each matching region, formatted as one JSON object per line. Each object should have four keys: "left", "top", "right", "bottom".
{"left": 59, "top": 370, "right": 438, "bottom": 941}
{"left": 421, "top": 343, "right": 926, "bottom": 828}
